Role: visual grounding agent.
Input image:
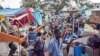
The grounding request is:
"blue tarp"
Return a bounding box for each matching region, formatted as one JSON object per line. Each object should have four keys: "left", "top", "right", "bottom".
{"left": 33, "top": 7, "right": 42, "bottom": 25}
{"left": 0, "top": 8, "right": 22, "bottom": 15}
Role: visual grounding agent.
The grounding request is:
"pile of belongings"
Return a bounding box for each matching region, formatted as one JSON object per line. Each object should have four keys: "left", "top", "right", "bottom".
{"left": 88, "top": 35, "right": 100, "bottom": 49}
{"left": 81, "top": 24, "right": 99, "bottom": 37}
{"left": 85, "top": 35, "right": 100, "bottom": 56}
{"left": 90, "top": 15, "right": 100, "bottom": 24}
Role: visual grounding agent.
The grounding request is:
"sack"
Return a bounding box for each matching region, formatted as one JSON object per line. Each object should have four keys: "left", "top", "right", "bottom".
{"left": 88, "top": 36, "right": 100, "bottom": 49}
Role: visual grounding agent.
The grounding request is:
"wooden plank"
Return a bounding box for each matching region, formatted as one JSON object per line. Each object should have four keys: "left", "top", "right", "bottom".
{"left": 0, "top": 32, "right": 27, "bottom": 44}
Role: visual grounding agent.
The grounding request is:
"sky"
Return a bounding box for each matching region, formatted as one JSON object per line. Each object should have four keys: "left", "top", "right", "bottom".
{"left": 0, "top": 0, "right": 100, "bottom": 8}
{"left": 90, "top": 0, "right": 100, "bottom": 3}
{"left": 0, "top": 0, "right": 22, "bottom": 8}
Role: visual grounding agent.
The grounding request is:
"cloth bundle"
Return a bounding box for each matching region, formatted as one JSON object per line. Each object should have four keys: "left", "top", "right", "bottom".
{"left": 81, "top": 24, "right": 99, "bottom": 37}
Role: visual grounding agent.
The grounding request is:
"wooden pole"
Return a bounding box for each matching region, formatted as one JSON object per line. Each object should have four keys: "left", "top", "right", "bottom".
{"left": 17, "top": 22, "right": 20, "bottom": 37}
{"left": 73, "top": 17, "right": 74, "bottom": 34}
{"left": 0, "top": 22, "right": 1, "bottom": 32}
{"left": 16, "top": 20, "right": 23, "bottom": 37}
{"left": 27, "top": 14, "right": 30, "bottom": 24}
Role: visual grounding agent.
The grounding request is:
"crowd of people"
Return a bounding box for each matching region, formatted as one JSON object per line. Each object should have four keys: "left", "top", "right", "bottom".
{"left": 3, "top": 11, "right": 100, "bottom": 56}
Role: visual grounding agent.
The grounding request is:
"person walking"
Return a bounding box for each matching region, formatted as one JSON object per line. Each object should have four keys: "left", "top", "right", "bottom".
{"left": 48, "top": 27, "right": 63, "bottom": 56}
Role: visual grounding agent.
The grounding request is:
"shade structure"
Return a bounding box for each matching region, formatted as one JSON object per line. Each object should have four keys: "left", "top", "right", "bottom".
{"left": 33, "top": 7, "right": 42, "bottom": 25}
{"left": 11, "top": 7, "right": 35, "bottom": 27}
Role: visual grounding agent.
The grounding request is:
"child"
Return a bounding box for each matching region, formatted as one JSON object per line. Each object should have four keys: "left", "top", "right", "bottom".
{"left": 8, "top": 42, "right": 18, "bottom": 56}
{"left": 21, "top": 41, "right": 29, "bottom": 56}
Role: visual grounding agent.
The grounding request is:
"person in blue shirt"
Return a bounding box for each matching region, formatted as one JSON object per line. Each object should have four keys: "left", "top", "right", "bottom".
{"left": 77, "top": 23, "right": 84, "bottom": 37}
{"left": 28, "top": 27, "right": 37, "bottom": 45}
{"left": 48, "top": 27, "right": 63, "bottom": 56}
{"left": 28, "top": 27, "right": 37, "bottom": 56}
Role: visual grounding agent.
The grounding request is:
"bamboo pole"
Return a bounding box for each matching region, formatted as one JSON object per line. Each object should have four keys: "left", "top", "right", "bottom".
{"left": 27, "top": 14, "right": 30, "bottom": 24}
{"left": 0, "top": 24, "right": 1, "bottom": 32}
{"left": 17, "top": 21, "right": 20, "bottom": 37}
{"left": 73, "top": 17, "right": 74, "bottom": 34}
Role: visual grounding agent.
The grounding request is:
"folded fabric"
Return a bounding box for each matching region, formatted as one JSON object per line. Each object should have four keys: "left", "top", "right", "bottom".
{"left": 84, "top": 24, "right": 93, "bottom": 29}
{"left": 64, "top": 34, "right": 78, "bottom": 44}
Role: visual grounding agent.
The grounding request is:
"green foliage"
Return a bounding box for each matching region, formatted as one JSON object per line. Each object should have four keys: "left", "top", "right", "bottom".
{"left": 21, "top": 0, "right": 93, "bottom": 12}
{"left": 22, "top": 0, "right": 40, "bottom": 8}
{"left": 75, "top": 0, "right": 93, "bottom": 9}
{"left": 21, "top": 0, "right": 70, "bottom": 14}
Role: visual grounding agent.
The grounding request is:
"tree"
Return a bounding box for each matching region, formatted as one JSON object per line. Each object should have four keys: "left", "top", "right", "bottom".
{"left": 22, "top": 0, "right": 40, "bottom": 8}
{"left": 22, "top": 0, "right": 70, "bottom": 10}
{"left": 0, "top": 5, "right": 3, "bottom": 9}
{"left": 75, "top": 0, "right": 93, "bottom": 9}
{"left": 22, "top": 0, "right": 93, "bottom": 14}
{"left": 41, "top": 0, "right": 70, "bottom": 14}
{"left": 51, "top": 0, "right": 69, "bottom": 12}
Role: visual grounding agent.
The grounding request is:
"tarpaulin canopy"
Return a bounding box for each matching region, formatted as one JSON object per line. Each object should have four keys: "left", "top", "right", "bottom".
{"left": 33, "top": 7, "right": 42, "bottom": 25}
{"left": 12, "top": 7, "right": 35, "bottom": 27}
{"left": 0, "top": 7, "right": 43, "bottom": 27}
{"left": 11, "top": 13, "right": 28, "bottom": 20}
{"left": 0, "top": 8, "right": 22, "bottom": 16}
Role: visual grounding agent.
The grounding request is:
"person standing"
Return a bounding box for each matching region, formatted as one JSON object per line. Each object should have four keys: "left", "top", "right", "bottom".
{"left": 48, "top": 28, "right": 63, "bottom": 56}
{"left": 28, "top": 27, "right": 37, "bottom": 56}
{"left": 8, "top": 42, "right": 18, "bottom": 56}
{"left": 21, "top": 41, "right": 29, "bottom": 56}
{"left": 28, "top": 27, "right": 37, "bottom": 45}
{"left": 34, "top": 32, "right": 45, "bottom": 56}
